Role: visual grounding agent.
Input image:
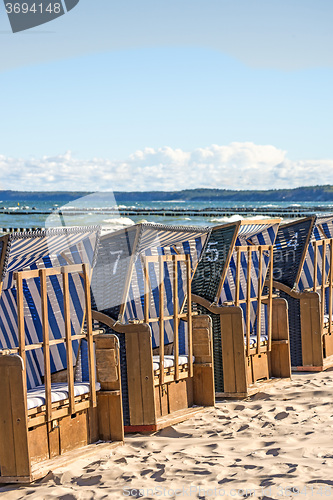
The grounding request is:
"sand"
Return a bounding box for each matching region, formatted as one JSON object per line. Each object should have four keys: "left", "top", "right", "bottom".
{"left": 1, "top": 370, "right": 333, "bottom": 499}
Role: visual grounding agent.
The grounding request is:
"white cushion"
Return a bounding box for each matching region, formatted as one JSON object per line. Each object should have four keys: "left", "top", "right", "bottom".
{"left": 152, "top": 354, "right": 195, "bottom": 372}
{"left": 324, "top": 314, "right": 331, "bottom": 325}
{"left": 244, "top": 335, "right": 268, "bottom": 346}
{"left": 27, "top": 382, "right": 101, "bottom": 411}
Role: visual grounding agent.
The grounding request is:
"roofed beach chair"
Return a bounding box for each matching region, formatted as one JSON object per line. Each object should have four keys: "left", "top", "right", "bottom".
{"left": 191, "top": 219, "right": 291, "bottom": 398}
{"left": 273, "top": 215, "right": 333, "bottom": 371}
{"left": 0, "top": 228, "right": 124, "bottom": 483}
{"left": 91, "top": 223, "right": 215, "bottom": 433}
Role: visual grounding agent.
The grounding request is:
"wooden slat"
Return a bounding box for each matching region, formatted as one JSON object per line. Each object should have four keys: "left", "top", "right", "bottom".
{"left": 63, "top": 271, "right": 75, "bottom": 415}
{"left": 83, "top": 264, "right": 97, "bottom": 408}
{"left": 143, "top": 260, "right": 149, "bottom": 324}
{"left": 186, "top": 254, "right": 193, "bottom": 378}
{"left": 14, "top": 264, "right": 84, "bottom": 281}
{"left": 8, "top": 331, "right": 100, "bottom": 353}
{"left": 145, "top": 313, "right": 190, "bottom": 323}
{"left": 139, "top": 329, "right": 156, "bottom": 426}
{"left": 328, "top": 239, "right": 333, "bottom": 335}
{"left": 315, "top": 238, "right": 328, "bottom": 246}
{"left": 145, "top": 254, "right": 187, "bottom": 263}
{"left": 246, "top": 248, "right": 252, "bottom": 357}
{"left": 235, "top": 244, "right": 271, "bottom": 252}
{"left": 159, "top": 257, "right": 165, "bottom": 385}
{"left": 39, "top": 269, "right": 52, "bottom": 423}
{"left": 222, "top": 294, "right": 277, "bottom": 306}
{"left": 16, "top": 272, "right": 27, "bottom": 390}
{"left": 173, "top": 255, "right": 179, "bottom": 381}
{"left": 235, "top": 248, "right": 241, "bottom": 306}
{"left": 256, "top": 246, "right": 263, "bottom": 354}
{"left": 268, "top": 246, "right": 273, "bottom": 352}
{"left": 321, "top": 240, "right": 326, "bottom": 328}
{"left": 313, "top": 241, "right": 318, "bottom": 292}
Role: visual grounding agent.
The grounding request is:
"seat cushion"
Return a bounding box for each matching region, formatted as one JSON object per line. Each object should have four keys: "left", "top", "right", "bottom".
{"left": 244, "top": 334, "right": 268, "bottom": 346}
{"left": 324, "top": 314, "right": 332, "bottom": 325}
{"left": 27, "top": 381, "right": 101, "bottom": 411}
{"left": 152, "top": 354, "right": 195, "bottom": 371}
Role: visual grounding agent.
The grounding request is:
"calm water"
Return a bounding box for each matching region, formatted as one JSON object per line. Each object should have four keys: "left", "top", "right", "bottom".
{"left": 1, "top": 193, "right": 333, "bottom": 233}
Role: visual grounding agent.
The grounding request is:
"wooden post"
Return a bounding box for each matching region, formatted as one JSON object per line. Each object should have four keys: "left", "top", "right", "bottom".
{"left": 256, "top": 246, "right": 263, "bottom": 354}
{"left": 268, "top": 246, "right": 273, "bottom": 352}
{"left": 270, "top": 298, "right": 291, "bottom": 378}
{"left": 300, "top": 292, "right": 323, "bottom": 367}
{"left": 95, "top": 335, "right": 124, "bottom": 443}
{"left": 321, "top": 240, "right": 326, "bottom": 328}
{"left": 39, "top": 268, "right": 52, "bottom": 423}
{"left": 186, "top": 254, "right": 193, "bottom": 378}
{"left": 143, "top": 260, "right": 149, "bottom": 324}
{"left": 16, "top": 272, "right": 27, "bottom": 390}
{"left": 313, "top": 241, "right": 318, "bottom": 292}
{"left": 0, "top": 355, "right": 31, "bottom": 480}
{"left": 328, "top": 238, "right": 333, "bottom": 335}
{"left": 235, "top": 248, "right": 241, "bottom": 306}
{"left": 173, "top": 255, "right": 179, "bottom": 381}
{"left": 63, "top": 271, "right": 75, "bottom": 415}
{"left": 246, "top": 248, "right": 252, "bottom": 357}
{"left": 159, "top": 257, "right": 165, "bottom": 385}
{"left": 192, "top": 315, "right": 215, "bottom": 407}
{"left": 83, "top": 264, "right": 97, "bottom": 408}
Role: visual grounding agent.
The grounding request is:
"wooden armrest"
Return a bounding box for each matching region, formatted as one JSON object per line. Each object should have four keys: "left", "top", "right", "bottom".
{"left": 92, "top": 310, "right": 150, "bottom": 335}
{"left": 191, "top": 295, "right": 242, "bottom": 315}
{"left": 191, "top": 294, "right": 222, "bottom": 314}
{"left": 264, "top": 280, "right": 302, "bottom": 299}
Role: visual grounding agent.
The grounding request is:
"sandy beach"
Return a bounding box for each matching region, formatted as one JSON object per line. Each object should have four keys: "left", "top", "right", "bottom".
{"left": 0, "top": 370, "right": 332, "bottom": 499}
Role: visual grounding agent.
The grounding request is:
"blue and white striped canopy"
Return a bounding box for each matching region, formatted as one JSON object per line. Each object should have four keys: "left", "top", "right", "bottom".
{"left": 299, "top": 215, "right": 333, "bottom": 291}
{"left": 0, "top": 227, "right": 100, "bottom": 390}
{"left": 192, "top": 219, "right": 280, "bottom": 336}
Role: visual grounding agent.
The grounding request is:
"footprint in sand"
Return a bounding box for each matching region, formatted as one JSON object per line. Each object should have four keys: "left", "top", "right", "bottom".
{"left": 76, "top": 475, "right": 102, "bottom": 486}
{"left": 150, "top": 464, "right": 166, "bottom": 482}
{"left": 266, "top": 448, "right": 280, "bottom": 456}
{"left": 141, "top": 469, "right": 153, "bottom": 477}
{"left": 232, "top": 404, "right": 246, "bottom": 411}
{"left": 275, "top": 411, "right": 289, "bottom": 420}
{"left": 238, "top": 424, "right": 250, "bottom": 432}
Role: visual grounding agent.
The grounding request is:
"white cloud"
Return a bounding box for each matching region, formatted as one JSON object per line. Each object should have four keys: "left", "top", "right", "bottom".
{"left": 0, "top": 142, "right": 332, "bottom": 192}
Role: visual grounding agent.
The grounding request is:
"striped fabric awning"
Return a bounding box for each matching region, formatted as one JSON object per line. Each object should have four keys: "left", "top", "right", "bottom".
{"left": 91, "top": 223, "right": 209, "bottom": 349}
{"left": 0, "top": 227, "right": 100, "bottom": 390}
{"left": 192, "top": 219, "right": 280, "bottom": 335}
{"left": 299, "top": 215, "right": 333, "bottom": 291}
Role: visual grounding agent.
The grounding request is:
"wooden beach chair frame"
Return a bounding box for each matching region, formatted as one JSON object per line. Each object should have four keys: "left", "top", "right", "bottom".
{"left": 273, "top": 216, "right": 333, "bottom": 371}
{"left": 0, "top": 231, "right": 124, "bottom": 483}
{"left": 191, "top": 219, "right": 291, "bottom": 398}
{"left": 91, "top": 224, "right": 215, "bottom": 432}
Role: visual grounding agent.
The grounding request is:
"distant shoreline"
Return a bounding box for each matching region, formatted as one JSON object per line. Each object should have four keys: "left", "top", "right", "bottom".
{"left": 1, "top": 185, "right": 333, "bottom": 202}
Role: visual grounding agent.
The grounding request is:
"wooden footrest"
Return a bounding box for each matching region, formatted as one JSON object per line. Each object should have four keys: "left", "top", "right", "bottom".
{"left": 124, "top": 406, "right": 209, "bottom": 433}
{"left": 0, "top": 441, "right": 123, "bottom": 484}
{"left": 216, "top": 377, "right": 288, "bottom": 399}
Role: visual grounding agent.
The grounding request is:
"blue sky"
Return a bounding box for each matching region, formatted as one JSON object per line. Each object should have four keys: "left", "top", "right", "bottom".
{"left": 0, "top": 0, "right": 333, "bottom": 190}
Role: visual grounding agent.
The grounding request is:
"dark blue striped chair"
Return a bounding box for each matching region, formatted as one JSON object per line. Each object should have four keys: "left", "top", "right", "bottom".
{"left": 191, "top": 219, "right": 291, "bottom": 398}
{"left": 273, "top": 215, "right": 333, "bottom": 371}
{"left": 91, "top": 223, "right": 215, "bottom": 432}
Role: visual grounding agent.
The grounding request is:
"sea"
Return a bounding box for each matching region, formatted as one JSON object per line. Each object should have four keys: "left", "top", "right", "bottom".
{"left": 1, "top": 193, "right": 333, "bottom": 234}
